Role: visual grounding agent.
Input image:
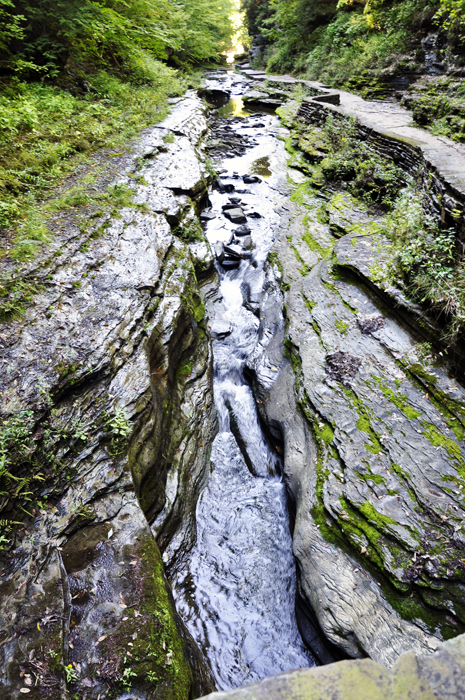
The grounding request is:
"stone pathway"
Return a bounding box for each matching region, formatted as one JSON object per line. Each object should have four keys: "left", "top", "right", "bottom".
{"left": 239, "top": 66, "right": 465, "bottom": 197}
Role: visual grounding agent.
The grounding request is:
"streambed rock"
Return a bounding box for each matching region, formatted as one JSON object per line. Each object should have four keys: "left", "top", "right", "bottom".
{"left": 0, "top": 96, "right": 216, "bottom": 699}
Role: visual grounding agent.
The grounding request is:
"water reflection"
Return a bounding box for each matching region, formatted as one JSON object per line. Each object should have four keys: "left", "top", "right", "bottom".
{"left": 218, "top": 97, "right": 250, "bottom": 118}
{"left": 250, "top": 156, "right": 271, "bottom": 177}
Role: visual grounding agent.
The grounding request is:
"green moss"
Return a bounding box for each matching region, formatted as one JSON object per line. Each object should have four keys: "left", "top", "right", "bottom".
{"left": 110, "top": 532, "right": 194, "bottom": 699}
{"left": 181, "top": 281, "right": 205, "bottom": 324}
{"left": 346, "top": 392, "right": 383, "bottom": 454}
{"left": 335, "top": 318, "right": 350, "bottom": 335}
{"left": 322, "top": 277, "right": 357, "bottom": 314}
{"left": 0, "top": 277, "right": 45, "bottom": 323}
{"left": 301, "top": 292, "right": 316, "bottom": 314}
{"left": 403, "top": 361, "right": 465, "bottom": 443}
{"left": 357, "top": 464, "right": 386, "bottom": 485}
{"left": 284, "top": 338, "right": 303, "bottom": 374}
{"left": 320, "top": 423, "right": 334, "bottom": 445}
{"left": 359, "top": 501, "right": 397, "bottom": 529}
{"left": 173, "top": 219, "right": 203, "bottom": 243}
{"left": 269, "top": 251, "right": 290, "bottom": 291}
{"left": 421, "top": 422, "right": 465, "bottom": 477}
{"left": 290, "top": 244, "right": 310, "bottom": 276}
{"left": 176, "top": 359, "right": 193, "bottom": 380}
{"left": 373, "top": 377, "right": 421, "bottom": 420}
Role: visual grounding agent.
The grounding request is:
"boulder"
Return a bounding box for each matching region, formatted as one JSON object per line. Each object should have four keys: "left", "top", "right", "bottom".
{"left": 224, "top": 244, "right": 243, "bottom": 259}
{"left": 224, "top": 208, "right": 247, "bottom": 224}
{"left": 198, "top": 633, "right": 465, "bottom": 699}
{"left": 235, "top": 225, "right": 252, "bottom": 236}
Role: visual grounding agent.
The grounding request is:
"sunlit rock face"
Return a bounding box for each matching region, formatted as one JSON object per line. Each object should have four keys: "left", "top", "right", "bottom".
{"left": 197, "top": 633, "right": 465, "bottom": 700}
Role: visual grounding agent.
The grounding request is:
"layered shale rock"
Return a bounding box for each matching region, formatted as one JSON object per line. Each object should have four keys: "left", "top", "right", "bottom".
{"left": 248, "top": 167, "right": 465, "bottom": 666}
{"left": 0, "top": 95, "right": 217, "bottom": 700}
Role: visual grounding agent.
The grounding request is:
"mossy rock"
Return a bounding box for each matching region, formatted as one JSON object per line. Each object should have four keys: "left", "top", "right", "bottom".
{"left": 198, "top": 633, "right": 465, "bottom": 699}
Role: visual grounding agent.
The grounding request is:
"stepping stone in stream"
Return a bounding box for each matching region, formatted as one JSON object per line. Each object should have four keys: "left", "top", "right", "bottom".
{"left": 224, "top": 244, "right": 243, "bottom": 259}
{"left": 224, "top": 208, "right": 247, "bottom": 224}
{"left": 234, "top": 225, "right": 251, "bottom": 236}
{"left": 215, "top": 180, "right": 235, "bottom": 193}
{"left": 237, "top": 235, "right": 252, "bottom": 249}
{"left": 209, "top": 320, "right": 232, "bottom": 339}
{"left": 221, "top": 258, "right": 241, "bottom": 270}
{"left": 213, "top": 241, "right": 225, "bottom": 262}
{"left": 200, "top": 210, "right": 216, "bottom": 221}
{"left": 243, "top": 174, "right": 262, "bottom": 184}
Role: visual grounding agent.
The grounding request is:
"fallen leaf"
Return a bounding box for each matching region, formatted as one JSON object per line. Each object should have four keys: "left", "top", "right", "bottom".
{"left": 360, "top": 546, "right": 367, "bottom": 554}
{"left": 119, "top": 603, "right": 127, "bottom": 609}
{"left": 107, "top": 529, "right": 113, "bottom": 539}
{"left": 97, "top": 635, "right": 107, "bottom": 643}
{"left": 20, "top": 690, "right": 31, "bottom": 694}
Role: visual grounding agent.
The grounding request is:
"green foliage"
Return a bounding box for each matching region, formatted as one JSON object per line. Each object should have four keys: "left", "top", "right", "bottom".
{"left": 0, "top": 0, "right": 234, "bottom": 255}
{"left": 64, "top": 664, "right": 78, "bottom": 684}
{"left": 403, "top": 77, "right": 465, "bottom": 143}
{"left": 303, "top": 113, "right": 406, "bottom": 205}
{"left": 436, "top": 0, "right": 465, "bottom": 34}
{"left": 243, "top": 0, "right": 459, "bottom": 86}
{"left": 0, "top": 0, "right": 234, "bottom": 77}
{"left": 386, "top": 188, "right": 465, "bottom": 342}
{"left": 0, "top": 410, "right": 40, "bottom": 507}
{"left": 105, "top": 406, "right": 132, "bottom": 455}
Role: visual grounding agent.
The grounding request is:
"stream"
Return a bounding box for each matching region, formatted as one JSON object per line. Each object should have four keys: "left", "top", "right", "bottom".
{"left": 172, "top": 70, "right": 315, "bottom": 690}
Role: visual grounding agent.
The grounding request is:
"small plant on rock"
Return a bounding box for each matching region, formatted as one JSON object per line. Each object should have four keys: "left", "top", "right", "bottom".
{"left": 64, "top": 664, "right": 78, "bottom": 684}
{"left": 106, "top": 407, "right": 132, "bottom": 455}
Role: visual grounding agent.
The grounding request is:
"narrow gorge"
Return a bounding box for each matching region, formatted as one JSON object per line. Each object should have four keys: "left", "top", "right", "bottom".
{"left": 1, "top": 57, "right": 465, "bottom": 700}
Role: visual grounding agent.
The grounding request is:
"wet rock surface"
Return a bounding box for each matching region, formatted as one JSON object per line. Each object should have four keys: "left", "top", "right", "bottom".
{"left": 0, "top": 94, "right": 216, "bottom": 700}
{"left": 252, "top": 140, "right": 465, "bottom": 666}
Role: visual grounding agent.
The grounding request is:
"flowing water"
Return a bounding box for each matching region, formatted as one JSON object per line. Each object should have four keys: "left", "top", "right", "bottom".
{"left": 173, "top": 69, "right": 314, "bottom": 690}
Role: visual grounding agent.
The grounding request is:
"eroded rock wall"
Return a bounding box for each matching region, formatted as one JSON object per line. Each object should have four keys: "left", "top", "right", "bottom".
{"left": 0, "top": 95, "right": 217, "bottom": 699}
{"left": 247, "top": 159, "right": 465, "bottom": 665}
